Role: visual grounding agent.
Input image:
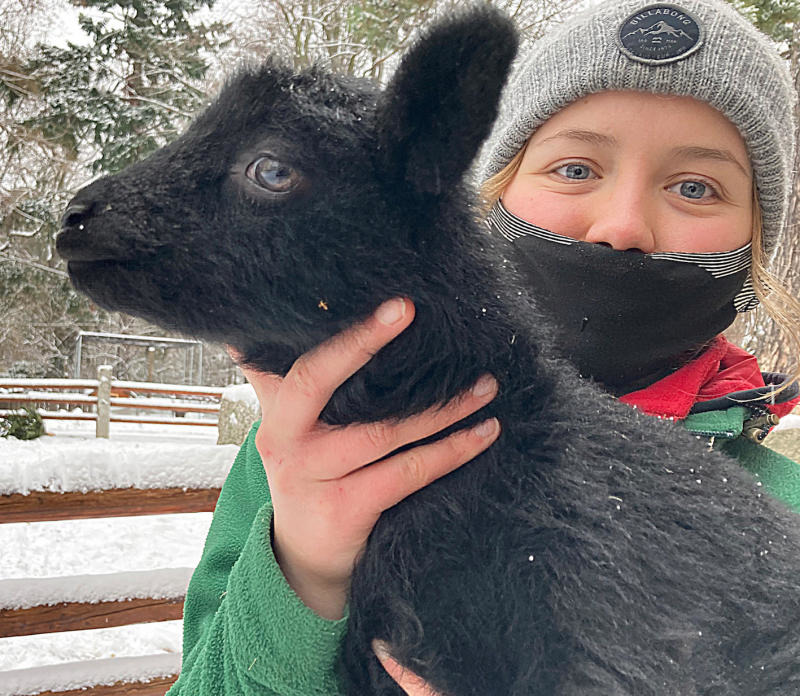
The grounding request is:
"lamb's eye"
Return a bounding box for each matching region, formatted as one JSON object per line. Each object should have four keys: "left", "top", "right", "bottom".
{"left": 246, "top": 156, "right": 299, "bottom": 193}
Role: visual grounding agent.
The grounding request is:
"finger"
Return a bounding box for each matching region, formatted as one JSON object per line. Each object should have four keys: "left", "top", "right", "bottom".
{"left": 311, "top": 374, "right": 498, "bottom": 480}
{"left": 272, "top": 298, "right": 415, "bottom": 436}
{"left": 348, "top": 417, "right": 500, "bottom": 513}
{"left": 373, "top": 641, "right": 442, "bottom": 696}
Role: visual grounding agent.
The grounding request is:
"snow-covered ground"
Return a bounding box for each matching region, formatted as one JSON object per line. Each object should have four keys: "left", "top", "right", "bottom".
{"left": 774, "top": 413, "right": 800, "bottom": 431}
{"left": 0, "top": 419, "right": 240, "bottom": 690}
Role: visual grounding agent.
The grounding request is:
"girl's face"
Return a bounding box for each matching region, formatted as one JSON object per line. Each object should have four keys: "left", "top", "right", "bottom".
{"left": 502, "top": 91, "right": 753, "bottom": 253}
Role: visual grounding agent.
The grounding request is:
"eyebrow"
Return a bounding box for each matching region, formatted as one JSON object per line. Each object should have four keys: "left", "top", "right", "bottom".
{"left": 537, "top": 129, "right": 617, "bottom": 147}
{"left": 536, "top": 130, "right": 750, "bottom": 179}
{"left": 669, "top": 145, "right": 751, "bottom": 179}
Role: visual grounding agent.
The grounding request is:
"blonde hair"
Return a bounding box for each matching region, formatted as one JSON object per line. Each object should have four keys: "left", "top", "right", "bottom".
{"left": 480, "top": 145, "right": 526, "bottom": 214}
{"left": 746, "top": 186, "right": 800, "bottom": 395}
{"left": 480, "top": 148, "right": 800, "bottom": 396}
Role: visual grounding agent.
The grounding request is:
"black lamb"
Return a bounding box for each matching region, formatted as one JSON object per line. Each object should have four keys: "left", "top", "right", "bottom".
{"left": 56, "top": 8, "right": 800, "bottom": 695}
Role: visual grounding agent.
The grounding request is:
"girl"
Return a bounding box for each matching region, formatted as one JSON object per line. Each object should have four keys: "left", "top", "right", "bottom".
{"left": 169, "top": 1, "right": 800, "bottom": 694}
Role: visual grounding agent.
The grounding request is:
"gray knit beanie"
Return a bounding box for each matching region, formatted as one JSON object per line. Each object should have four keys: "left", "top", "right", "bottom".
{"left": 482, "top": 0, "right": 796, "bottom": 259}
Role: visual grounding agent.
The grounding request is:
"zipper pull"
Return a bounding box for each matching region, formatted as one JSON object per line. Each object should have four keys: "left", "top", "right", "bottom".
{"left": 742, "top": 413, "right": 780, "bottom": 444}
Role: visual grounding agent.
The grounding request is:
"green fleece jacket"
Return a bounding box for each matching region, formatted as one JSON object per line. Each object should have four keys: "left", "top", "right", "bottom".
{"left": 167, "top": 410, "right": 800, "bottom": 696}
{"left": 167, "top": 425, "right": 348, "bottom": 696}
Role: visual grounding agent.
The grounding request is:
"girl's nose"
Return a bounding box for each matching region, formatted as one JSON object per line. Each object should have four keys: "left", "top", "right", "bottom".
{"left": 583, "top": 179, "right": 657, "bottom": 253}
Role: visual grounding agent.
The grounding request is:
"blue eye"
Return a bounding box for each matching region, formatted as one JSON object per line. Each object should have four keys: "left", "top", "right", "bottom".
{"left": 680, "top": 181, "right": 706, "bottom": 199}
{"left": 669, "top": 180, "right": 716, "bottom": 200}
{"left": 555, "top": 163, "right": 594, "bottom": 180}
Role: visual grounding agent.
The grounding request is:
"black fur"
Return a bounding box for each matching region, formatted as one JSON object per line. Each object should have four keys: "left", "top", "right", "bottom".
{"left": 58, "top": 7, "right": 800, "bottom": 694}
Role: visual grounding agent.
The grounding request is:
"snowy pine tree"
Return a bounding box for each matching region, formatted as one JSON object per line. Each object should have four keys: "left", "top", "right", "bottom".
{"left": 0, "top": 0, "right": 229, "bottom": 378}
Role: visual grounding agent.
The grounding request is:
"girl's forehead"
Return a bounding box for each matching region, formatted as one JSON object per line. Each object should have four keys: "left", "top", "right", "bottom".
{"left": 529, "top": 91, "right": 750, "bottom": 169}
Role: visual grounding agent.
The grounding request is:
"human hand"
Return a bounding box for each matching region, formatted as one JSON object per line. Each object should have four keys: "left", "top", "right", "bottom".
{"left": 233, "top": 298, "right": 500, "bottom": 620}
{"left": 373, "top": 640, "right": 442, "bottom": 696}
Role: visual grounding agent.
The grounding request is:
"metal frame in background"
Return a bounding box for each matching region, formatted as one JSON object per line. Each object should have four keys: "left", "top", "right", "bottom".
{"left": 72, "top": 331, "right": 204, "bottom": 384}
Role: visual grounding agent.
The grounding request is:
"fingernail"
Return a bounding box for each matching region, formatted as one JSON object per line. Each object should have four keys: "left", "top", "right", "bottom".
{"left": 376, "top": 298, "right": 406, "bottom": 325}
{"left": 473, "top": 417, "right": 499, "bottom": 438}
{"left": 372, "top": 639, "right": 391, "bottom": 661}
{"left": 472, "top": 374, "right": 496, "bottom": 398}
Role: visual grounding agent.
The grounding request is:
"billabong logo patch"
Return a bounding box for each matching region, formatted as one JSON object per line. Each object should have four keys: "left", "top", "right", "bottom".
{"left": 617, "top": 4, "right": 703, "bottom": 64}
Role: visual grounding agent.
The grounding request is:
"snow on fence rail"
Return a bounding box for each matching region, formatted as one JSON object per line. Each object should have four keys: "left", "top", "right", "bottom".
{"left": 0, "top": 438, "right": 237, "bottom": 695}
{"left": 0, "top": 654, "right": 180, "bottom": 696}
{"left": 0, "top": 549, "right": 194, "bottom": 694}
{"left": 0, "top": 568, "right": 193, "bottom": 636}
{"left": 0, "top": 367, "right": 224, "bottom": 438}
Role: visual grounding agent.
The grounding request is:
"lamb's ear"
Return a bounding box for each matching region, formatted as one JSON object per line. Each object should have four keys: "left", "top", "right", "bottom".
{"left": 376, "top": 7, "right": 518, "bottom": 196}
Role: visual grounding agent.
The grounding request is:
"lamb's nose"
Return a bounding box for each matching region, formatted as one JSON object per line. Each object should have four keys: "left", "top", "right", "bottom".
{"left": 61, "top": 202, "right": 94, "bottom": 230}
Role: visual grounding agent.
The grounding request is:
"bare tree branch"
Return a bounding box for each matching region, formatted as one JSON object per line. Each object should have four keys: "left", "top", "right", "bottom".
{"left": 0, "top": 253, "right": 69, "bottom": 278}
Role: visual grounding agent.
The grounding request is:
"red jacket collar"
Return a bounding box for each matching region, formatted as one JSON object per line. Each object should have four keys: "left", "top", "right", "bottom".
{"left": 619, "top": 336, "right": 800, "bottom": 420}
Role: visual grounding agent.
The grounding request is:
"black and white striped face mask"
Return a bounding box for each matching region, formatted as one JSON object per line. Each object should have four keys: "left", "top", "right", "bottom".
{"left": 488, "top": 200, "right": 755, "bottom": 395}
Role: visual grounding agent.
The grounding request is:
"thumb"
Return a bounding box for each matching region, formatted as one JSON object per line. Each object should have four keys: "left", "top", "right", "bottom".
{"left": 226, "top": 345, "right": 282, "bottom": 419}
{"left": 372, "top": 640, "right": 442, "bottom": 696}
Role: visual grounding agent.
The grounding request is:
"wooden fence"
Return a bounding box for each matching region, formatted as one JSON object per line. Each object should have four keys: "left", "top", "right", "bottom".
{"left": 0, "top": 443, "right": 224, "bottom": 694}
{"left": 0, "top": 486, "right": 221, "bottom": 694}
{"left": 0, "top": 367, "right": 224, "bottom": 438}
